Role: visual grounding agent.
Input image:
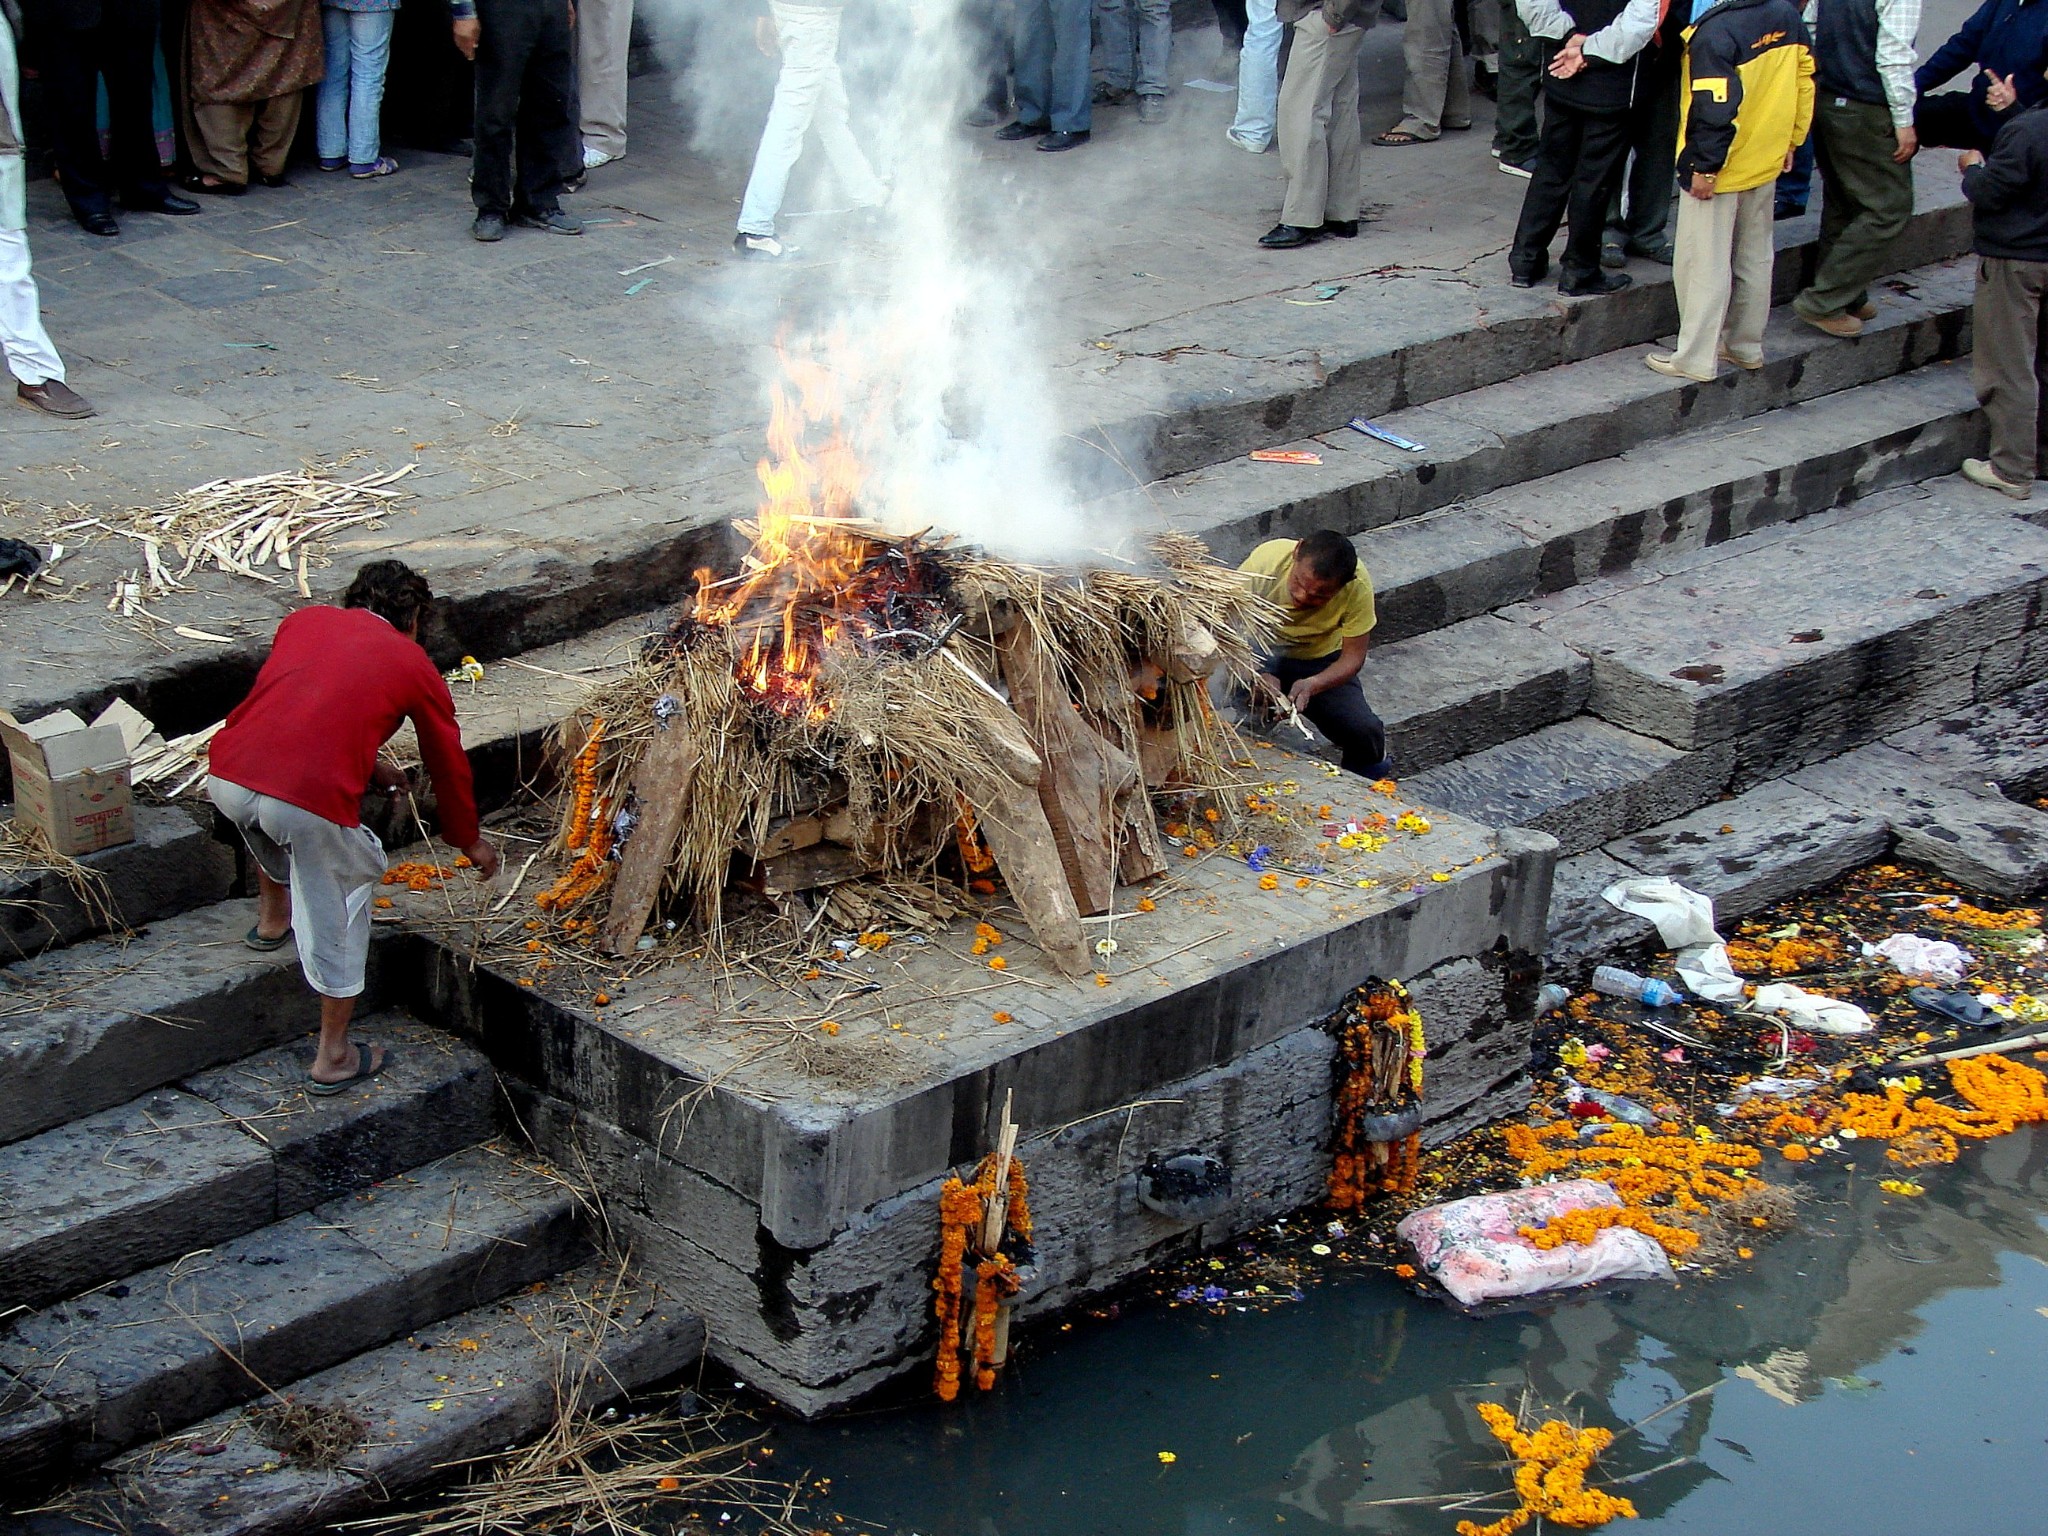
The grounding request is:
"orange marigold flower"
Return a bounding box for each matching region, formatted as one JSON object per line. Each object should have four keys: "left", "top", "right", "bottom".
{"left": 594, "top": 992, "right": 611, "bottom": 1006}
{"left": 373, "top": 896, "right": 394, "bottom": 910}
{"left": 1259, "top": 874, "right": 1280, "bottom": 891}
{"left": 1780, "top": 1144, "right": 1809, "bottom": 1162}
{"left": 988, "top": 957, "right": 1007, "bottom": 971}
{"left": 1094, "top": 972, "right": 1110, "bottom": 986}
{"left": 820, "top": 1020, "right": 841, "bottom": 1036}
{"left": 1137, "top": 897, "right": 1156, "bottom": 913}
{"left": 1394, "top": 1263, "right": 1417, "bottom": 1279}
{"left": 992, "top": 1011, "right": 1014, "bottom": 1024}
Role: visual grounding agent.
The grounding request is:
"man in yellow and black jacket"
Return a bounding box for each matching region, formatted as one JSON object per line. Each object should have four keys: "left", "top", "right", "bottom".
{"left": 1646, "top": 0, "right": 1817, "bottom": 381}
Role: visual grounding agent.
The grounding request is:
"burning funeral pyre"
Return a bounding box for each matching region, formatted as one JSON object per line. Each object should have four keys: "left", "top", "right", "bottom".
{"left": 538, "top": 368, "right": 1279, "bottom": 976}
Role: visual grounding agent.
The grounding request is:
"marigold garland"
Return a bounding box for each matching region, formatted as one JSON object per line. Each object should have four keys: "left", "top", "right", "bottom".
{"left": 1456, "top": 1403, "right": 1638, "bottom": 1536}
{"left": 1328, "top": 979, "right": 1426, "bottom": 1211}
{"left": 1506, "top": 1120, "right": 1760, "bottom": 1261}
{"left": 563, "top": 717, "right": 605, "bottom": 852}
{"left": 1831, "top": 1054, "right": 2048, "bottom": 1166}
{"left": 931, "top": 1177, "right": 982, "bottom": 1403}
{"left": 931, "top": 1150, "right": 1033, "bottom": 1401}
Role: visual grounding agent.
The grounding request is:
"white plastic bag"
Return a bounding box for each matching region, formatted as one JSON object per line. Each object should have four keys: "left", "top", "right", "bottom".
{"left": 1867, "top": 933, "right": 1969, "bottom": 984}
{"left": 1396, "top": 1180, "right": 1675, "bottom": 1306}
{"left": 1749, "top": 982, "right": 1873, "bottom": 1035}
{"left": 1602, "top": 878, "right": 1748, "bottom": 1003}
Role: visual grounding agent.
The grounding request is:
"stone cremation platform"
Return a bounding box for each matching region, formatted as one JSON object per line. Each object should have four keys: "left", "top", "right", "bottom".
{"left": 385, "top": 749, "right": 1555, "bottom": 1413}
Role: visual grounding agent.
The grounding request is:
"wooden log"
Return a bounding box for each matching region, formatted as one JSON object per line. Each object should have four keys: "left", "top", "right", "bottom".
{"left": 599, "top": 722, "right": 703, "bottom": 956}
{"left": 972, "top": 770, "right": 1093, "bottom": 978}
{"left": 997, "top": 621, "right": 1134, "bottom": 916}
{"left": 758, "top": 843, "right": 887, "bottom": 895}
{"left": 1134, "top": 725, "right": 1180, "bottom": 789}
{"left": 1164, "top": 621, "right": 1220, "bottom": 684}
{"left": 744, "top": 814, "right": 827, "bottom": 861}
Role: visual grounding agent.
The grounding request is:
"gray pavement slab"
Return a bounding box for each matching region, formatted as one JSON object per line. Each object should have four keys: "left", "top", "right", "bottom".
{"left": 1886, "top": 679, "right": 2048, "bottom": 802}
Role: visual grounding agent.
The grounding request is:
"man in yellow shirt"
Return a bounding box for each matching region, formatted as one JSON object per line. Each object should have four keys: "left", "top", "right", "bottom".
{"left": 1237, "top": 530, "right": 1389, "bottom": 776}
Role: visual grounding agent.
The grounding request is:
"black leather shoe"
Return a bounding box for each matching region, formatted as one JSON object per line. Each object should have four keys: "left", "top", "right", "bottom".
{"left": 995, "top": 120, "right": 1050, "bottom": 141}
{"left": 1259, "top": 223, "right": 1319, "bottom": 249}
{"left": 472, "top": 211, "right": 506, "bottom": 242}
{"left": 1319, "top": 219, "right": 1358, "bottom": 238}
{"left": 1559, "top": 270, "right": 1633, "bottom": 297}
{"left": 183, "top": 175, "right": 246, "bottom": 196}
{"left": 1509, "top": 272, "right": 1537, "bottom": 288}
{"left": 1036, "top": 130, "right": 1089, "bottom": 151}
{"left": 1508, "top": 256, "right": 1548, "bottom": 288}
{"left": 78, "top": 210, "right": 119, "bottom": 237}
{"left": 256, "top": 172, "right": 291, "bottom": 188}
{"left": 121, "top": 189, "right": 201, "bottom": 215}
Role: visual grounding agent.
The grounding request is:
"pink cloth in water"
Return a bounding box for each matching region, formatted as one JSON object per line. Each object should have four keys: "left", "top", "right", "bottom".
{"left": 1396, "top": 1179, "right": 1674, "bottom": 1306}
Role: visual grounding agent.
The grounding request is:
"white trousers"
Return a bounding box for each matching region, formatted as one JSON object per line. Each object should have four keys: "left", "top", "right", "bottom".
{"left": 0, "top": 228, "right": 63, "bottom": 388}
{"left": 736, "top": 2, "right": 886, "bottom": 236}
{"left": 577, "top": 0, "right": 634, "bottom": 156}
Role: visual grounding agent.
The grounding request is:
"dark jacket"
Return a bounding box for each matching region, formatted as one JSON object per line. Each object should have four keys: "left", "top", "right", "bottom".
{"left": 1677, "top": 0, "right": 1816, "bottom": 190}
{"left": 1280, "top": 0, "right": 1380, "bottom": 29}
{"left": 1917, "top": 0, "right": 2048, "bottom": 142}
{"left": 1545, "top": 0, "right": 1660, "bottom": 112}
{"left": 1965, "top": 100, "right": 2048, "bottom": 260}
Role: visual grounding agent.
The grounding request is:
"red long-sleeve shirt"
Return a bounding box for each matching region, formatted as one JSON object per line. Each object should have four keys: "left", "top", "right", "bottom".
{"left": 209, "top": 606, "right": 481, "bottom": 847}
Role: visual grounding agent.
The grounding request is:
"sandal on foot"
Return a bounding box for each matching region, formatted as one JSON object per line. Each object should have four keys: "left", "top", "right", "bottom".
{"left": 1907, "top": 987, "right": 1990, "bottom": 1028}
{"left": 1373, "top": 129, "right": 1435, "bottom": 146}
{"left": 307, "top": 1041, "right": 392, "bottom": 1096}
{"left": 318, "top": 156, "right": 347, "bottom": 172}
{"left": 245, "top": 925, "right": 292, "bottom": 952}
{"left": 350, "top": 156, "right": 399, "bottom": 179}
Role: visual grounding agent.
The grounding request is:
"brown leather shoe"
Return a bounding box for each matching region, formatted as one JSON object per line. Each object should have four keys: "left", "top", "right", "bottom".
{"left": 16, "top": 379, "right": 97, "bottom": 418}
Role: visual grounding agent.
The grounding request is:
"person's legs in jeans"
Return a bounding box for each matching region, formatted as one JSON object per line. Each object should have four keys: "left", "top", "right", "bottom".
{"left": 805, "top": 25, "right": 886, "bottom": 206}
{"left": 1774, "top": 135, "right": 1813, "bottom": 217}
{"left": 1230, "top": 0, "right": 1280, "bottom": 148}
{"left": 472, "top": 0, "right": 540, "bottom": 214}
{"left": 1094, "top": 0, "right": 1135, "bottom": 94}
{"left": 317, "top": 6, "right": 354, "bottom": 162}
{"left": 1134, "top": 0, "right": 1172, "bottom": 97}
{"left": 1013, "top": 0, "right": 1055, "bottom": 126}
{"left": 512, "top": 0, "right": 577, "bottom": 214}
{"left": 1046, "top": 0, "right": 1093, "bottom": 131}
{"left": 345, "top": 10, "right": 398, "bottom": 165}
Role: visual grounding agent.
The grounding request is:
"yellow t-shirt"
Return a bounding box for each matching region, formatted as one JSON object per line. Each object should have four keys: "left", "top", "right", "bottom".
{"left": 1238, "top": 538, "right": 1376, "bottom": 660}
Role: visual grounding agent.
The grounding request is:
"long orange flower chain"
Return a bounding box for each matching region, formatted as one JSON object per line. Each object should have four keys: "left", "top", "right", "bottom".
{"left": 932, "top": 1151, "right": 1032, "bottom": 1401}
{"left": 1506, "top": 1120, "right": 1761, "bottom": 1261}
{"left": 538, "top": 718, "right": 614, "bottom": 913}
{"left": 1456, "top": 1403, "right": 1638, "bottom": 1536}
{"left": 1831, "top": 1054, "right": 2048, "bottom": 1167}
{"left": 1328, "top": 980, "right": 1426, "bottom": 1211}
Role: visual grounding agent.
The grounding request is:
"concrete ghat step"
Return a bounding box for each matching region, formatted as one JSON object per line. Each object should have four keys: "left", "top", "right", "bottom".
{"left": 19, "top": 1264, "right": 701, "bottom": 1536}
{"left": 1545, "top": 777, "right": 1891, "bottom": 967}
{"left": 0, "top": 1143, "right": 588, "bottom": 1490}
{"left": 1517, "top": 496, "right": 2048, "bottom": 787}
{"left": 1402, "top": 717, "right": 1732, "bottom": 858}
{"left": 1361, "top": 362, "right": 1983, "bottom": 645}
{"left": 1, "top": 803, "right": 238, "bottom": 963}
{"left": 1136, "top": 256, "right": 1975, "bottom": 564}
{"left": 0, "top": 1015, "right": 496, "bottom": 1315}
{"left": 0, "top": 899, "right": 401, "bottom": 1150}
{"left": 1885, "top": 677, "right": 2048, "bottom": 801}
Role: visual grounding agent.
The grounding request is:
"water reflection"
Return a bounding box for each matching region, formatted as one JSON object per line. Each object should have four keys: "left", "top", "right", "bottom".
{"left": 769, "top": 1128, "right": 2048, "bottom": 1535}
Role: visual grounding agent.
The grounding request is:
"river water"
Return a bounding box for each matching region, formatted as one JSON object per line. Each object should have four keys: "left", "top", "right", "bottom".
{"left": 767, "top": 1127, "right": 2047, "bottom": 1535}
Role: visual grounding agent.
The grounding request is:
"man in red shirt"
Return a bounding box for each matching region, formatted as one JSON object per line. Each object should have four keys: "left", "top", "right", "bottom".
{"left": 208, "top": 561, "right": 501, "bottom": 1092}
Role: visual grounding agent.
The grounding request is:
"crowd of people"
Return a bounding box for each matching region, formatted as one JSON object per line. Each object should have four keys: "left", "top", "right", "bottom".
{"left": 1, "top": 0, "right": 2045, "bottom": 493}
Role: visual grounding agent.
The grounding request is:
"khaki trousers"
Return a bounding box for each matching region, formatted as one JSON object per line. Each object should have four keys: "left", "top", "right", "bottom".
{"left": 189, "top": 91, "right": 302, "bottom": 184}
{"left": 1391, "top": 0, "right": 1469, "bottom": 138}
{"left": 1974, "top": 256, "right": 2048, "bottom": 484}
{"left": 1277, "top": 8, "right": 1367, "bottom": 228}
{"left": 576, "top": 0, "right": 632, "bottom": 157}
{"left": 1668, "top": 178, "right": 1777, "bottom": 380}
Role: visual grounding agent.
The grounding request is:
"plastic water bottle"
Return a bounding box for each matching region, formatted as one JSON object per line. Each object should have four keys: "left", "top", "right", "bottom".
{"left": 1591, "top": 965, "right": 1684, "bottom": 1008}
{"left": 1534, "top": 983, "right": 1571, "bottom": 1016}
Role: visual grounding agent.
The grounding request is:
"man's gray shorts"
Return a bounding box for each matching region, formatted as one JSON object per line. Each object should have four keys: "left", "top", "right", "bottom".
{"left": 209, "top": 777, "right": 387, "bottom": 999}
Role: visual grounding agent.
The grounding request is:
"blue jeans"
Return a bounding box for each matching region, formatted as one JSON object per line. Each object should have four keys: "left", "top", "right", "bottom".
{"left": 1094, "top": 0, "right": 1172, "bottom": 96}
{"left": 317, "top": 7, "right": 396, "bottom": 166}
{"left": 1015, "top": 0, "right": 1092, "bottom": 133}
{"left": 1230, "top": 0, "right": 1281, "bottom": 148}
{"left": 1775, "top": 135, "right": 1815, "bottom": 216}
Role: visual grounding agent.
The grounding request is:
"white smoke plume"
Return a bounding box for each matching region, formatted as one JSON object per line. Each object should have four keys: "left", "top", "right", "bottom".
{"left": 637, "top": 0, "right": 1116, "bottom": 563}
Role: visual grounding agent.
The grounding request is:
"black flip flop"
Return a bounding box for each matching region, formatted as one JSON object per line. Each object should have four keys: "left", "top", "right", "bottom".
{"left": 245, "top": 925, "right": 292, "bottom": 952}
{"left": 1907, "top": 987, "right": 1989, "bottom": 1028}
{"left": 307, "top": 1042, "right": 392, "bottom": 1096}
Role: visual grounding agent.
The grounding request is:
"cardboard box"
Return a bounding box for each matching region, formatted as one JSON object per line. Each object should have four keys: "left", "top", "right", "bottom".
{"left": 1, "top": 707, "right": 135, "bottom": 857}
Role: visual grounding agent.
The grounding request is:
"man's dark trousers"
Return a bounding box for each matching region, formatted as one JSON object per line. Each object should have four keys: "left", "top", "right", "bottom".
{"left": 1606, "top": 50, "right": 1680, "bottom": 251}
{"left": 471, "top": 0, "right": 577, "bottom": 217}
{"left": 1511, "top": 95, "right": 1632, "bottom": 282}
{"left": 1264, "top": 654, "right": 1388, "bottom": 775}
{"left": 1492, "top": 0, "right": 1544, "bottom": 166}
{"left": 30, "top": 0, "right": 174, "bottom": 220}
{"left": 1797, "top": 97, "right": 1914, "bottom": 320}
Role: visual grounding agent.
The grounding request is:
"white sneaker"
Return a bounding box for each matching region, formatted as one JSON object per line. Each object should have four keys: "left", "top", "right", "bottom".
{"left": 733, "top": 230, "right": 794, "bottom": 260}
{"left": 1226, "top": 130, "right": 1270, "bottom": 154}
{"left": 1962, "top": 458, "right": 2034, "bottom": 501}
{"left": 581, "top": 144, "right": 621, "bottom": 171}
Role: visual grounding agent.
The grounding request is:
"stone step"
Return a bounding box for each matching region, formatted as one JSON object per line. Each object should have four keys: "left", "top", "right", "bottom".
{"left": 1138, "top": 256, "right": 1976, "bottom": 565}
{"left": 1514, "top": 495, "right": 2048, "bottom": 788}
{"left": 0, "top": 1014, "right": 496, "bottom": 1316}
{"left": 25, "top": 1263, "right": 702, "bottom": 1536}
{"left": 1884, "top": 677, "right": 2048, "bottom": 803}
{"left": 1361, "top": 362, "right": 1983, "bottom": 646}
{"left": 1, "top": 803, "right": 238, "bottom": 963}
{"left": 1544, "top": 776, "right": 1891, "bottom": 969}
{"left": 0, "top": 899, "right": 403, "bottom": 1150}
{"left": 1255, "top": 615, "right": 1590, "bottom": 777}
{"left": 1402, "top": 716, "right": 1731, "bottom": 859}
{"left": 0, "top": 1142, "right": 589, "bottom": 1491}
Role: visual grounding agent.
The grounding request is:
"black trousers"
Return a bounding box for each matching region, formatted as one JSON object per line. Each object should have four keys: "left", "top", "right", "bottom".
{"left": 471, "top": 0, "right": 577, "bottom": 216}
{"left": 1511, "top": 94, "right": 1632, "bottom": 283}
{"left": 36, "top": 0, "right": 172, "bottom": 219}
{"left": 1263, "top": 653, "right": 1389, "bottom": 776}
{"left": 1605, "top": 58, "right": 1680, "bottom": 250}
{"left": 1915, "top": 90, "right": 1996, "bottom": 152}
{"left": 1212, "top": 0, "right": 1249, "bottom": 48}
{"left": 965, "top": 0, "right": 1011, "bottom": 112}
